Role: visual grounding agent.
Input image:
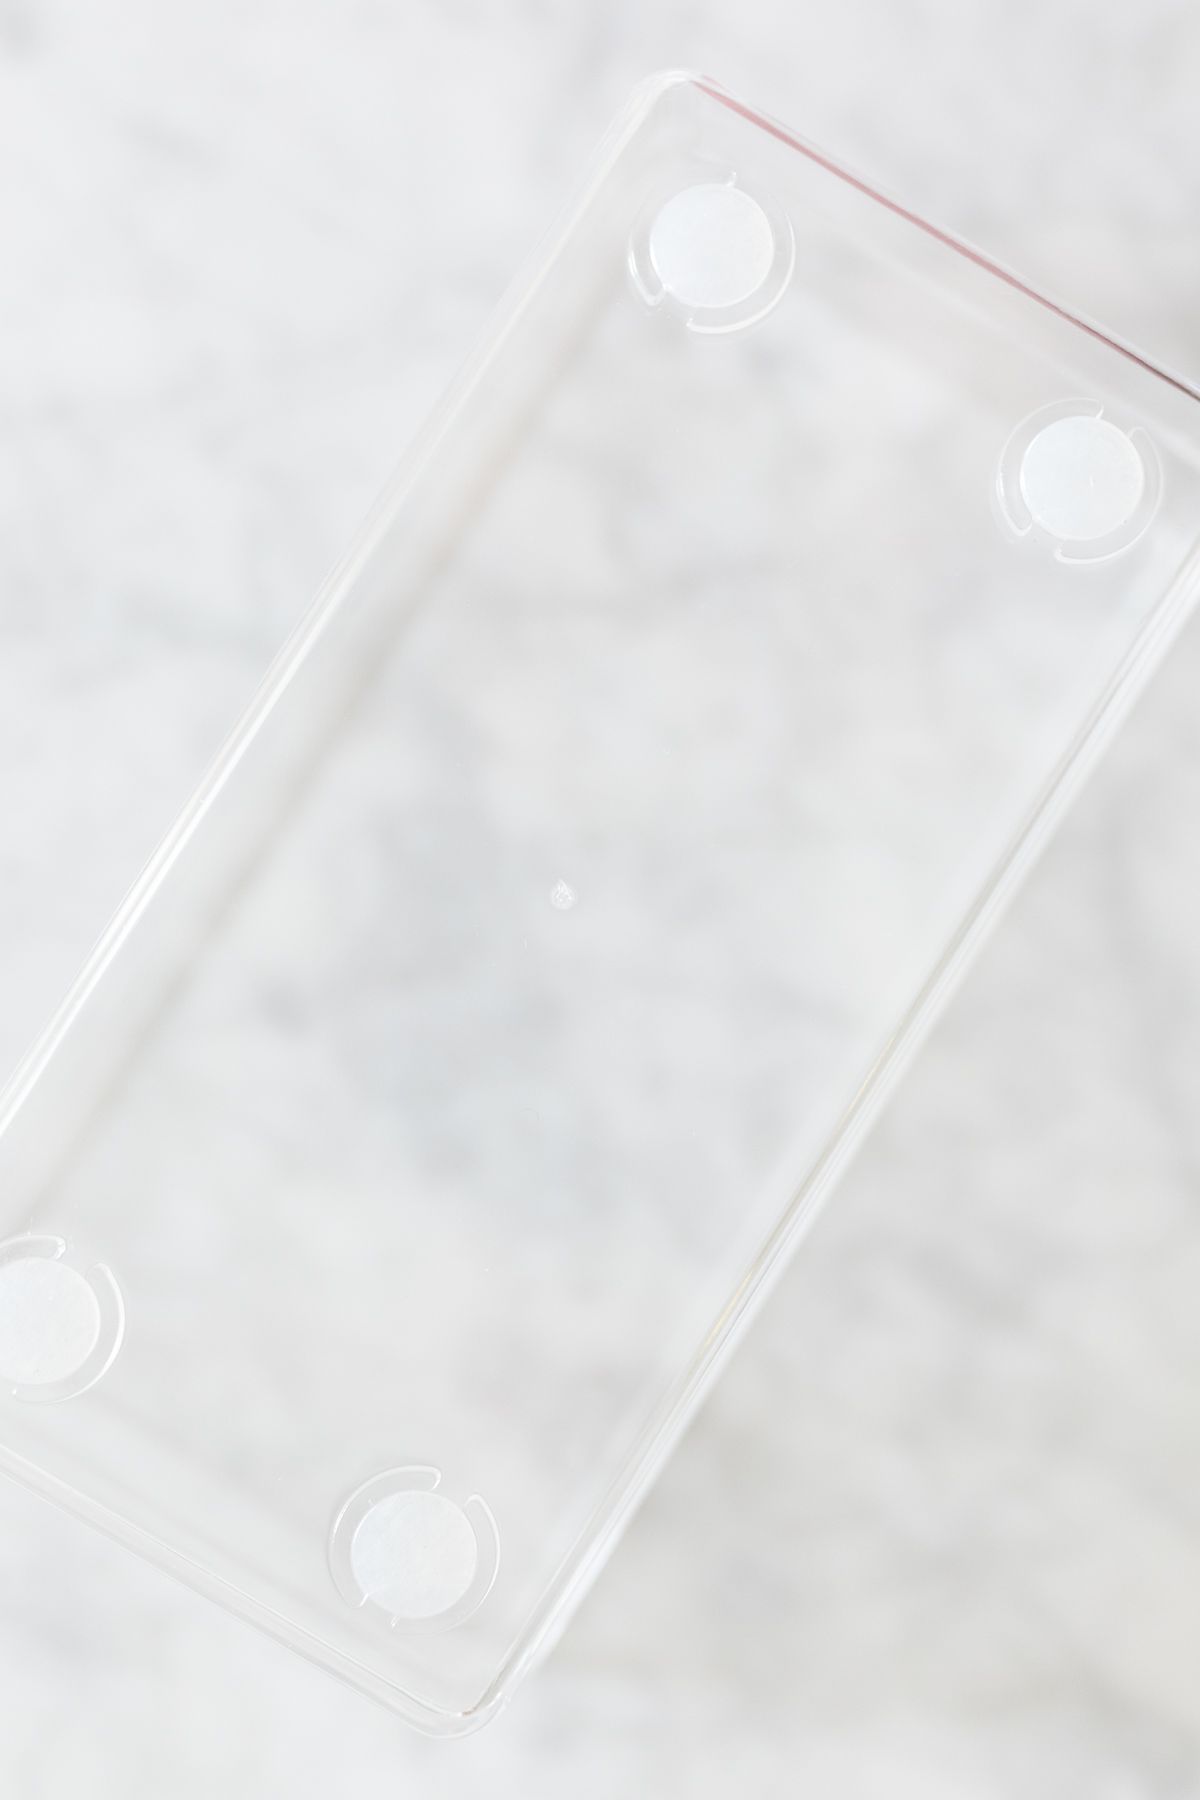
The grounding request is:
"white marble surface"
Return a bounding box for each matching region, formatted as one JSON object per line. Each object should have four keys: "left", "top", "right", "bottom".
{"left": 3, "top": 1, "right": 1200, "bottom": 1793}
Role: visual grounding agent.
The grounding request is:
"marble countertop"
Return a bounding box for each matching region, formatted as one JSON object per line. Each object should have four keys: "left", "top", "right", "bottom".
{"left": 3, "top": 1, "right": 1200, "bottom": 1793}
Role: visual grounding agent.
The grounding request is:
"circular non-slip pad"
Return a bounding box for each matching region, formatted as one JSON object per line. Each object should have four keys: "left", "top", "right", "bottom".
{"left": 648, "top": 182, "right": 777, "bottom": 313}
{"left": 1018, "top": 413, "right": 1146, "bottom": 544}
{"left": 0, "top": 1254, "right": 102, "bottom": 1389}
{"left": 348, "top": 1487, "right": 480, "bottom": 1622}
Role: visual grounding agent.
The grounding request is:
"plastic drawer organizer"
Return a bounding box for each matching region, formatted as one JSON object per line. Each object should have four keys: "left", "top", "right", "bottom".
{"left": 3, "top": 73, "right": 1200, "bottom": 1734}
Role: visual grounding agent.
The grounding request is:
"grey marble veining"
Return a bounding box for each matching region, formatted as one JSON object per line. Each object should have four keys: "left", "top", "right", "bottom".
{"left": 3, "top": 1, "right": 1200, "bottom": 1794}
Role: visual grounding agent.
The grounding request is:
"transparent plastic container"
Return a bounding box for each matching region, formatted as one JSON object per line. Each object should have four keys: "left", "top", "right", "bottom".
{"left": 2, "top": 72, "right": 1200, "bottom": 1734}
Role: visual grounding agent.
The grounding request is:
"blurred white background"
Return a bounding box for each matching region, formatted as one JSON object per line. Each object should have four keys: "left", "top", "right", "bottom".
{"left": 4, "top": 1, "right": 1200, "bottom": 1793}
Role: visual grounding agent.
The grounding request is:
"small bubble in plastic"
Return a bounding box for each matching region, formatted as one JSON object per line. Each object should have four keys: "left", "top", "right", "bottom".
{"left": 550, "top": 880, "right": 577, "bottom": 912}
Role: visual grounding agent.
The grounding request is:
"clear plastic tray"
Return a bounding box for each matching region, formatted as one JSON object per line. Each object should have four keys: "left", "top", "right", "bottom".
{"left": 2, "top": 72, "right": 1200, "bottom": 1734}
